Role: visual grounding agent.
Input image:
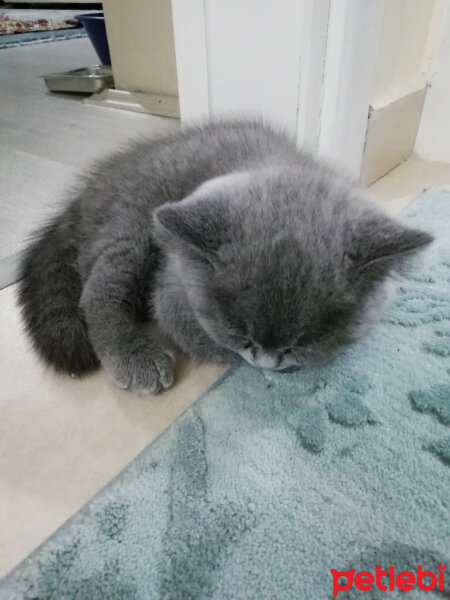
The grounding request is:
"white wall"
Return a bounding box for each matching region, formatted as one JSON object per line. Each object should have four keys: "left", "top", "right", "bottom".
{"left": 415, "top": 1, "right": 450, "bottom": 162}
{"left": 371, "top": 0, "right": 445, "bottom": 108}
{"left": 361, "top": 0, "right": 446, "bottom": 184}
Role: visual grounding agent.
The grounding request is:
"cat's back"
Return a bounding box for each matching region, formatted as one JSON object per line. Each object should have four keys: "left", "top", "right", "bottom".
{"left": 171, "top": 119, "right": 298, "bottom": 167}
{"left": 73, "top": 120, "right": 300, "bottom": 247}
{"left": 83, "top": 120, "right": 298, "bottom": 204}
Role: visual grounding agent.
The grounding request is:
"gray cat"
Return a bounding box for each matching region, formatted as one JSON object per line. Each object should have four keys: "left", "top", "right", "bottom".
{"left": 18, "top": 120, "right": 432, "bottom": 393}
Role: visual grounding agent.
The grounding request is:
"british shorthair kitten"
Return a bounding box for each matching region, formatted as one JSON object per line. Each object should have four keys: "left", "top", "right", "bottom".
{"left": 18, "top": 120, "right": 433, "bottom": 393}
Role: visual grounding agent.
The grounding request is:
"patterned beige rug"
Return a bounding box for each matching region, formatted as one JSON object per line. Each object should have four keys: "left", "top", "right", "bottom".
{"left": 0, "top": 9, "right": 80, "bottom": 35}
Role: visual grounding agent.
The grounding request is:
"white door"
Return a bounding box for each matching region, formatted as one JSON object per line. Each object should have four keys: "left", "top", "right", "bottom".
{"left": 171, "top": 0, "right": 383, "bottom": 178}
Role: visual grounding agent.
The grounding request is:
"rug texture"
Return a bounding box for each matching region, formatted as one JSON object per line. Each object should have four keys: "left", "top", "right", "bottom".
{"left": 0, "top": 10, "right": 81, "bottom": 34}
{"left": 0, "top": 10, "right": 91, "bottom": 48}
{"left": 0, "top": 190, "right": 449, "bottom": 599}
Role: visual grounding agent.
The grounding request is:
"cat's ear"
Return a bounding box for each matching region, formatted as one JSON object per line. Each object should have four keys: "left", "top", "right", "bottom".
{"left": 347, "top": 207, "right": 433, "bottom": 276}
{"left": 152, "top": 194, "right": 234, "bottom": 256}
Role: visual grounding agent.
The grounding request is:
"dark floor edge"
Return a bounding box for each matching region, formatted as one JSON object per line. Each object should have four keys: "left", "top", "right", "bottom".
{"left": 0, "top": 251, "right": 23, "bottom": 290}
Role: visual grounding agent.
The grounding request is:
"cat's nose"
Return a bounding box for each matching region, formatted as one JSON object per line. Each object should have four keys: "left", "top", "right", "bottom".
{"left": 253, "top": 353, "right": 278, "bottom": 370}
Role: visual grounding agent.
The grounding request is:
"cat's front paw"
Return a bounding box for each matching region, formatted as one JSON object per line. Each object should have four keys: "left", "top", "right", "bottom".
{"left": 102, "top": 343, "right": 175, "bottom": 394}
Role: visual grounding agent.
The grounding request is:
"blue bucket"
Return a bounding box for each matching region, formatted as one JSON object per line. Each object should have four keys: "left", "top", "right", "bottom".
{"left": 76, "top": 12, "right": 111, "bottom": 66}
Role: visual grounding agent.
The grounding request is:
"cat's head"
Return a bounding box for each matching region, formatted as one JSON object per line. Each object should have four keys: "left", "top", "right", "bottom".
{"left": 153, "top": 169, "right": 433, "bottom": 370}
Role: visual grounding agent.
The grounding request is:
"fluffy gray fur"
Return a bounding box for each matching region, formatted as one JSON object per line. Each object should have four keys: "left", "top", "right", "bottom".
{"left": 17, "top": 120, "right": 433, "bottom": 393}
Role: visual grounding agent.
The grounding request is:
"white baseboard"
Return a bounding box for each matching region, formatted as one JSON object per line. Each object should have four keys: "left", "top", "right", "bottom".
{"left": 361, "top": 87, "right": 427, "bottom": 186}
{"left": 84, "top": 88, "right": 180, "bottom": 119}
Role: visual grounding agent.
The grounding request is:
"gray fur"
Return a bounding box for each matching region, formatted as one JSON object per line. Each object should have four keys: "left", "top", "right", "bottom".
{"left": 17, "top": 120, "right": 433, "bottom": 393}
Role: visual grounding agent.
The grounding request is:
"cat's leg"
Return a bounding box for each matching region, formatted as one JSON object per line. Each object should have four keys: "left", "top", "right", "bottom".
{"left": 162, "top": 313, "right": 237, "bottom": 366}
{"left": 80, "top": 249, "right": 174, "bottom": 394}
{"left": 154, "top": 285, "right": 238, "bottom": 366}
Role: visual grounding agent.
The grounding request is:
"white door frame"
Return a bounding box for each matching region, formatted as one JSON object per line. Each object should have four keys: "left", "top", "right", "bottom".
{"left": 318, "top": 0, "right": 384, "bottom": 176}
{"left": 171, "top": 0, "right": 210, "bottom": 121}
{"left": 295, "top": 0, "right": 331, "bottom": 150}
{"left": 171, "top": 0, "right": 383, "bottom": 178}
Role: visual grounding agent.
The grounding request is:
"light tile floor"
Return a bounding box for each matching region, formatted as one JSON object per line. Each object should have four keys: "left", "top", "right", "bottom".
{"left": 0, "top": 37, "right": 179, "bottom": 261}
{"left": 2, "top": 38, "right": 450, "bottom": 579}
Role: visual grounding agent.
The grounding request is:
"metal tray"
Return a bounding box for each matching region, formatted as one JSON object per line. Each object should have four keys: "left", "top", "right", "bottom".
{"left": 40, "top": 66, "right": 114, "bottom": 94}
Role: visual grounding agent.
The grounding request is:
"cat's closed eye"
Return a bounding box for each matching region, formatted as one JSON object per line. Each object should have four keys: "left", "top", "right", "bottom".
{"left": 230, "top": 335, "right": 253, "bottom": 349}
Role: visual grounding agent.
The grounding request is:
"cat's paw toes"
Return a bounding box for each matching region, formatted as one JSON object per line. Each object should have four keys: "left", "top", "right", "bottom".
{"left": 103, "top": 345, "right": 175, "bottom": 394}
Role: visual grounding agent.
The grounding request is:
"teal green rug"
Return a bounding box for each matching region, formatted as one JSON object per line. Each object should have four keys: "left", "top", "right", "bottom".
{"left": 1, "top": 190, "right": 449, "bottom": 599}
